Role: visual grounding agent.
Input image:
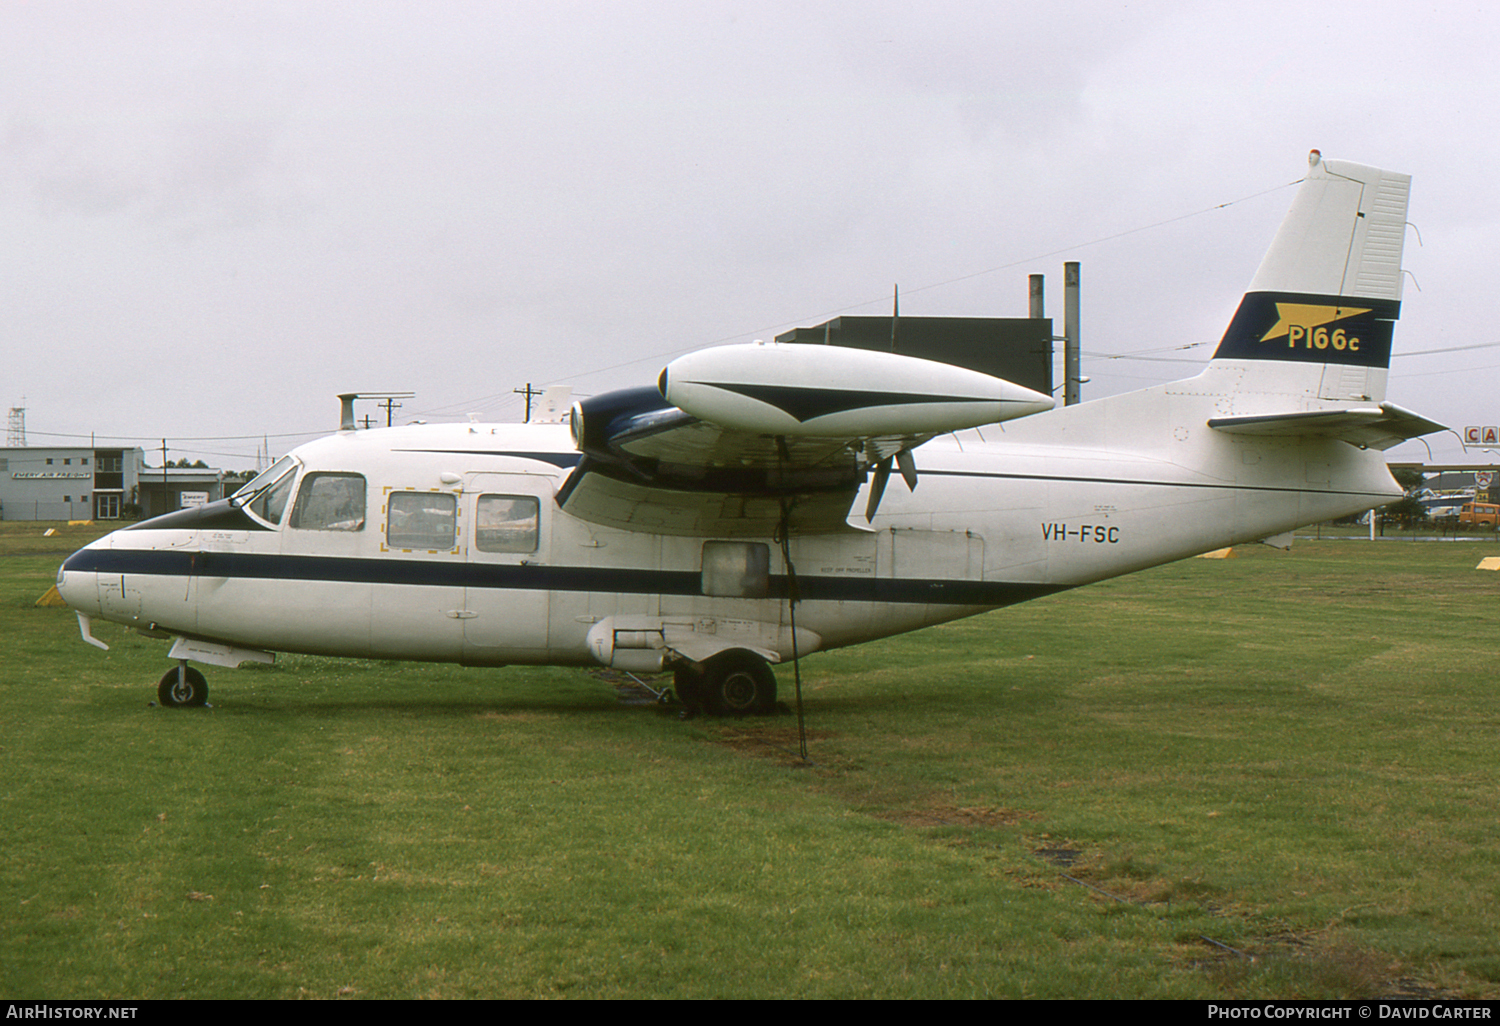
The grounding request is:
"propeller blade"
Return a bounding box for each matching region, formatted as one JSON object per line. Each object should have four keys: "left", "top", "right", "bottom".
{"left": 896, "top": 449, "right": 918, "bottom": 491}
{"left": 865, "top": 457, "right": 892, "bottom": 522}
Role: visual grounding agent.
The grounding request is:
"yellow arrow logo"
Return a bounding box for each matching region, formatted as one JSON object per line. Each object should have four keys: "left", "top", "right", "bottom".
{"left": 1259, "top": 303, "right": 1370, "bottom": 343}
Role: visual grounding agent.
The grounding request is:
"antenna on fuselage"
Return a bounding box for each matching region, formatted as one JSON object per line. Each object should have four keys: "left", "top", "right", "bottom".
{"left": 338, "top": 392, "right": 415, "bottom": 431}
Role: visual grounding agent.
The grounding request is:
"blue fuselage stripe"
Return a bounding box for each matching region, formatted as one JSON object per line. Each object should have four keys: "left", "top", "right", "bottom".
{"left": 62, "top": 547, "right": 1062, "bottom": 607}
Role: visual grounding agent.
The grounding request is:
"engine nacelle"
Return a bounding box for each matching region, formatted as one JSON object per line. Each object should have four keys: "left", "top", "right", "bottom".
{"left": 659, "top": 342, "right": 1053, "bottom": 437}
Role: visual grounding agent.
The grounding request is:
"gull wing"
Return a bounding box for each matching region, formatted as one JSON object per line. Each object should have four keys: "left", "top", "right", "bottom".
{"left": 558, "top": 344, "right": 1055, "bottom": 537}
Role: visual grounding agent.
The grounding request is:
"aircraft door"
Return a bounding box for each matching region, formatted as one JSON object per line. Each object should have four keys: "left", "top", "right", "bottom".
{"left": 372, "top": 485, "right": 465, "bottom": 662}
{"left": 461, "top": 474, "right": 553, "bottom": 665}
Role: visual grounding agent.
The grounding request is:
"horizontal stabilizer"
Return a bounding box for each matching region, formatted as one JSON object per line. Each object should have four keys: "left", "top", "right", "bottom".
{"left": 1207, "top": 402, "right": 1445, "bottom": 451}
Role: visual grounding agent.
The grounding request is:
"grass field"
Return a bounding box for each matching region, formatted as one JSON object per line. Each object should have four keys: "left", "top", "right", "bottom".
{"left": 3, "top": 524, "right": 1499, "bottom": 998}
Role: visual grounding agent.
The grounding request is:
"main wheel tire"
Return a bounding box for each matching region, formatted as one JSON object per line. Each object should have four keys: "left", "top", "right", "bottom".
{"left": 157, "top": 665, "right": 208, "bottom": 707}
{"left": 701, "top": 652, "right": 776, "bottom": 717}
{"left": 673, "top": 664, "right": 706, "bottom": 707}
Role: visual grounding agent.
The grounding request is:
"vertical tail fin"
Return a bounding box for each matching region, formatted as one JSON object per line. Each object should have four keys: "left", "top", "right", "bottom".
{"left": 1209, "top": 151, "right": 1411, "bottom": 405}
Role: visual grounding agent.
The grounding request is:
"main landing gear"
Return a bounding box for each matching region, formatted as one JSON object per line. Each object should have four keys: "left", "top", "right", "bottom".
{"left": 672, "top": 650, "right": 777, "bottom": 717}
{"left": 157, "top": 663, "right": 208, "bottom": 707}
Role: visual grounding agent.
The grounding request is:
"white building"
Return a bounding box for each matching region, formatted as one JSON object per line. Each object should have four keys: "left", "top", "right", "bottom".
{"left": 1, "top": 439, "right": 243, "bottom": 521}
{"left": 136, "top": 465, "right": 232, "bottom": 518}
{"left": 0, "top": 445, "right": 144, "bottom": 521}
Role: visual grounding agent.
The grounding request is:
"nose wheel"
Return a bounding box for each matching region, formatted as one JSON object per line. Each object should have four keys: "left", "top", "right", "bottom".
{"left": 157, "top": 664, "right": 208, "bottom": 707}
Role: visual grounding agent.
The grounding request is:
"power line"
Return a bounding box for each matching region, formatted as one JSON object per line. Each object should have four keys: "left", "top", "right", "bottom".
{"left": 23, "top": 428, "right": 327, "bottom": 443}
{"left": 1393, "top": 339, "right": 1500, "bottom": 358}
{"left": 522, "top": 180, "right": 1303, "bottom": 389}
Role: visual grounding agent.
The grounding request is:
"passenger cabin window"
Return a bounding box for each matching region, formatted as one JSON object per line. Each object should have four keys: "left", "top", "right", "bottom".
{"left": 386, "top": 491, "right": 457, "bottom": 551}
{"left": 702, "top": 541, "right": 770, "bottom": 598}
{"left": 475, "top": 494, "right": 539, "bottom": 553}
{"left": 289, "top": 473, "right": 366, "bottom": 531}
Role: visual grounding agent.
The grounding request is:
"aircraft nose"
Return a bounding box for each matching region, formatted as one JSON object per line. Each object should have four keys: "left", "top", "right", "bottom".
{"left": 55, "top": 540, "right": 105, "bottom": 614}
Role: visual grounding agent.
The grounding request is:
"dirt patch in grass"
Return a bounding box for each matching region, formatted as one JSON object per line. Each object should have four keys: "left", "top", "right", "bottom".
{"left": 707, "top": 724, "right": 837, "bottom": 766}
{"left": 585, "top": 667, "right": 672, "bottom": 704}
{"left": 1192, "top": 933, "right": 1451, "bottom": 1000}
{"left": 474, "top": 710, "right": 546, "bottom": 723}
{"left": 1034, "top": 846, "right": 1084, "bottom": 866}
{"left": 700, "top": 720, "right": 1040, "bottom": 825}
{"left": 870, "top": 800, "right": 1032, "bottom": 828}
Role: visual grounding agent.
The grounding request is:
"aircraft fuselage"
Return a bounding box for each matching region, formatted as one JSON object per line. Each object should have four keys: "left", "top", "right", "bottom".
{"left": 57, "top": 394, "right": 1400, "bottom": 675}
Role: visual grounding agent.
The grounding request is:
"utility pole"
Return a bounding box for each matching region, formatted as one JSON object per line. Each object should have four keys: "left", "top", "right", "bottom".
{"left": 1064, "top": 261, "right": 1081, "bottom": 406}
{"left": 513, "top": 383, "right": 543, "bottom": 423}
{"left": 890, "top": 285, "right": 899, "bottom": 353}
{"left": 377, "top": 397, "right": 402, "bottom": 427}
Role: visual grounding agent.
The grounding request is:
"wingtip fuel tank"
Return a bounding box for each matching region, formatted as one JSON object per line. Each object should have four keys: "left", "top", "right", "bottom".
{"left": 659, "top": 342, "right": 1054, "bottom": 437}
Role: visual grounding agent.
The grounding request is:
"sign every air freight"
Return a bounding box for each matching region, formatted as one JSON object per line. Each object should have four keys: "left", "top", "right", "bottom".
{"left": 1464, "top": 426, "right": 1499, "bottom": 446}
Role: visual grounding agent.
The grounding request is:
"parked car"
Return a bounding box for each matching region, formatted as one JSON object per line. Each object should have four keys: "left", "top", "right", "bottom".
{"left": 1458, "top": 502, "right": 1500, "bottom": 529}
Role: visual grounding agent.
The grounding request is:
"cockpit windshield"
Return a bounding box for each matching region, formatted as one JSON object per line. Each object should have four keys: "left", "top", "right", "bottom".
{"left": 233, "top": 456, "right": 298, "bottom": 500}
{"left": 231, "top": 455, "right": 301, "bottom": 527}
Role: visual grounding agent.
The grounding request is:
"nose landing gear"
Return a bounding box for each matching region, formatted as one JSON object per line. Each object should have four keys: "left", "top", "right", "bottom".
{"left": 157, "top": 663, "right": 208, "bottom": 707}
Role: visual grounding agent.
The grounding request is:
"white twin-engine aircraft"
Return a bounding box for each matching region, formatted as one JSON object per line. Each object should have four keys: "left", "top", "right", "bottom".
{"left": 58, "top": 152, "right": 1443, "bottom": 714}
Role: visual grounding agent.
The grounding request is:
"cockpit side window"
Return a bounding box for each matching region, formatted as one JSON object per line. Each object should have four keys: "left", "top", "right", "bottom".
{"left": 289, "top": 473, "right": 367, "bottom": 531}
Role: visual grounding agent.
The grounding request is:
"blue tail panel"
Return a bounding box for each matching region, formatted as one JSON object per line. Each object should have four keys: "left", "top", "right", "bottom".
{"left": 1211, "top": 291, "right": 1400, "bottom": 368}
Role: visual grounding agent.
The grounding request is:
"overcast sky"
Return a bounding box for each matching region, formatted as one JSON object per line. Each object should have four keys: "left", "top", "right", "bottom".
{"left": 6, "top": 0, "right": 1497, "bottom": 468}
